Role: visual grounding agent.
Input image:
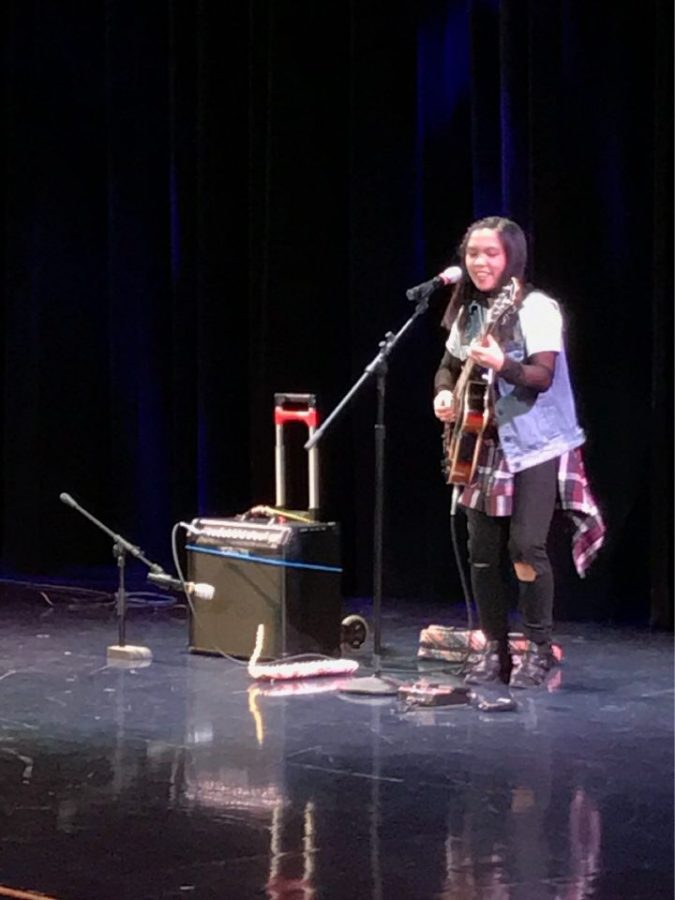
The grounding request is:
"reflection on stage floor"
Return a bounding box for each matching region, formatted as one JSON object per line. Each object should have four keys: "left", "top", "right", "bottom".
{"left": 0, "top": 585, "right": 671, "bottom": 899}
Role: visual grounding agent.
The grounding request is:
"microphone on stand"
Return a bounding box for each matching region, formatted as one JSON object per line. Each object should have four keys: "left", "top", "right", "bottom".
{"left": 406, "top": 265, "right": 463, "bottom": 301}
{"left": 147, "top": 571, "right": 215, "bottom": 601}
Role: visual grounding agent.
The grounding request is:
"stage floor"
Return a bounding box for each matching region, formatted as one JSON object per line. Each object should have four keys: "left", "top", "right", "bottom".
{"left": 0, "top": 586, "right": 671, "bottom": 899}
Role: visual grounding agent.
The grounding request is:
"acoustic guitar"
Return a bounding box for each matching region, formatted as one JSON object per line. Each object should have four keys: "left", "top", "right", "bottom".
{"left": 442, "top": 279, "right": 519, "bottom": 485}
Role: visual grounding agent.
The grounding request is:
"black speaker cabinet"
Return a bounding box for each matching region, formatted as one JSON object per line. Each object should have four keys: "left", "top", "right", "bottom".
{"left": 186, "top": 519, "right": 342, "bottom": 660}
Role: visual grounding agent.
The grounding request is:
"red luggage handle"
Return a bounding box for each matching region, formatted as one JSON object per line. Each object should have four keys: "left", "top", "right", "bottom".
{"left": 273, "top": 393, "right": 320, "bottom": 518}
{"left": 274, "top": 407, "right": 318, "bottom": 428}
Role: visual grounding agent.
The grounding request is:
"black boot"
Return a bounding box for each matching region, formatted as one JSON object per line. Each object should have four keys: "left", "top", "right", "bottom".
{"left": 510, "top": 643, "right": 556, "bottom": 689}
{"left": 465, "top": 640, "right": 512, "bottom": 686}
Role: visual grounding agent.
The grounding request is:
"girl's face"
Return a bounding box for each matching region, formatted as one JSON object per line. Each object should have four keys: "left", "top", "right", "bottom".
{"left": 464, "top": 228, "right": 507, "bottom": 293}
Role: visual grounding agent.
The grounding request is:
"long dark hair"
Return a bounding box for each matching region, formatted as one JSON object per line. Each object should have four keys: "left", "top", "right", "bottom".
{"left": 440, "top": 216, "right": 528, "bottom": 331}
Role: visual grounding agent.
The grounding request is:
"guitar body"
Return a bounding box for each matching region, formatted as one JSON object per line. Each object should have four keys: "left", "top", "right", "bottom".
{"left": 440, "top": 279, "right": 519, "bottom": 487}
{"left": 444, "top": 378, "right": 492, "bottom": 485}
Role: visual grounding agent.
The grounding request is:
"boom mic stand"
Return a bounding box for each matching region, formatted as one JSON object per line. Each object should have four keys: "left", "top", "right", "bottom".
{"left": 305, "top": 293, "right": 432, "bottom": 696}
{"left": 59, "top": 493, "right": 164, "bottom": 664}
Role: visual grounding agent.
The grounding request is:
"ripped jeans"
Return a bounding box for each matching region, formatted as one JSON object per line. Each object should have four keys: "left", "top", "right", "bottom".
{"left": 464, "top": 457, "right": 558, "bottom": 646}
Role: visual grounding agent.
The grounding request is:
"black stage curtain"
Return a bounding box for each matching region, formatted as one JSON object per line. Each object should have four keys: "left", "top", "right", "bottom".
{"left": 1, "top": 1, "right": 672, "bottom": 626}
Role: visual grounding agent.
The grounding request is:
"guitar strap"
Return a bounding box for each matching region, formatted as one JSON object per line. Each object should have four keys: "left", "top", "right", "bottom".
{"left": 445, "top": 300, "right": 487, "bottom": 360}
{"left": 467, "top": 301, "right": 487, "bottom": 337}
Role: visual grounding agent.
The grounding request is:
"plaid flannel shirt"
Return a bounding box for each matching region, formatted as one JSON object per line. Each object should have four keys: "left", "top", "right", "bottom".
{"left": 459, "top": 445, "right": 606, "bottom": 577}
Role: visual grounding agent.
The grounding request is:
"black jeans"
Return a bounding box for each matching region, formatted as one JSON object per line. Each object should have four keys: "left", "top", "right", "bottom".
{"left": 464, "top": 457, "right": 558, "bottom": 646}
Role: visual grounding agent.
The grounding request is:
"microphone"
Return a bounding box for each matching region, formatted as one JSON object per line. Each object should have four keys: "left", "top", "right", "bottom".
{"left": 406, "top": 265, "right": 463, "bottom": 301}
{"left": 147, "top": 571, "right": 215, "bottom": 601}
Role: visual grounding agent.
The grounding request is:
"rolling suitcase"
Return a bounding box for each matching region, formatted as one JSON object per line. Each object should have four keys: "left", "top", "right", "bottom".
{"left": 187, "top": 393, "right": 344, "bottom": 659}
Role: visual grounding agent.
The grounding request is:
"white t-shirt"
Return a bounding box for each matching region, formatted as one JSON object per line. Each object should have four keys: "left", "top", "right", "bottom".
{"left": 446, "top": 290, "right": 563, "bottom": 359}
{"left": 518, "top": 290, "right": 563, "bottom": 354}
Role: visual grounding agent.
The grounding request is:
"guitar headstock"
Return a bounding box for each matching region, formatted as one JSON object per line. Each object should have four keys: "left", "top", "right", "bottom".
{"left": 486, "top": 278, "right": 519, "bottom": 331}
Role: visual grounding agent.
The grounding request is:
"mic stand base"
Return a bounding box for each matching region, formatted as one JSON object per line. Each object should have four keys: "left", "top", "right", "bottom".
{"left": 106, "top": 644, "right": 153, "bottom": 664}
{"left": 110, "top": 541, "right": 152, "bottom": 666}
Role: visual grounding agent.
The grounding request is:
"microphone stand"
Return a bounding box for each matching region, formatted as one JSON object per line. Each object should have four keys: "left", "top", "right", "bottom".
{"left": 305, "top": 294, "right": 432, "bottom": 696}
{"left": 59, "top": 493, "right": 164, "bottom": 664}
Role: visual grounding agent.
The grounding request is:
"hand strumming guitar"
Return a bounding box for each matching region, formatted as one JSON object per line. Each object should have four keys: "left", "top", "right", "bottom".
{"left": 467, "top": 334, "right": 505, "bottom": 372}
{"left": 433, "top": 389, "right": 457, "bottom": 422}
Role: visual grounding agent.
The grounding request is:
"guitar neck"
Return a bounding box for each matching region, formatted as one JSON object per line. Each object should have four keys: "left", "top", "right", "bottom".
{"left": 453, "top": 356, "right": 477, "bottom": 402}
{"left": 451, "top": 280, "right": 519, "bottom": 401}
{"left": 452, "top": 314, "right": 500, "bottom": 400}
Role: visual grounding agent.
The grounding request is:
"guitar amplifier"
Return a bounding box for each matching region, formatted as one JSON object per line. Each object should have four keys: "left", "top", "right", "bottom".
{"left": 186, "top": 517, "right": 342, "bottom": 660}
